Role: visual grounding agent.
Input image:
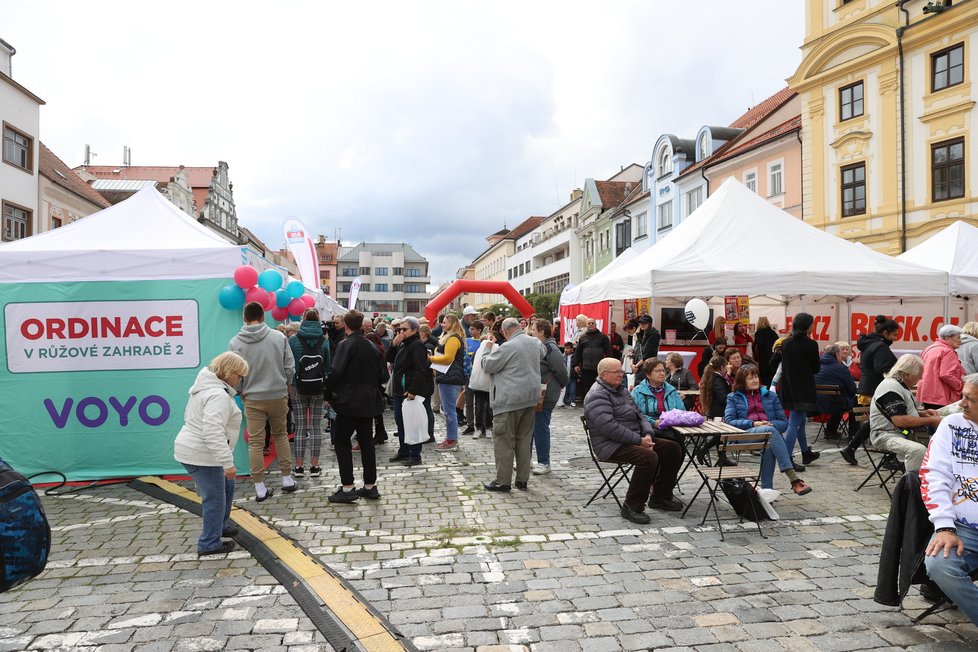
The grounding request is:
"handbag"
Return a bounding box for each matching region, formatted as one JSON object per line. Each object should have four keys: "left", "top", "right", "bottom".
{"left": 402, "top": 396, "right": 428, "bottom": 445}
{"left": 657, "top": 409, "right": 705, "bottom": 428}
{"left": 718, "top": 479, "right": 773, "bottom": 522}
{"left": 468, "top": 341, "right": 492, "bottom": 392}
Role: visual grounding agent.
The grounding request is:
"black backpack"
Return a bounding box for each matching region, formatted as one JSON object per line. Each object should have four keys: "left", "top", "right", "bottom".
{"left": 296, "top": 336, "right": 327, "bottom": 395}
{"left": 0, "top": 458, "right": 50, "bottom": 593}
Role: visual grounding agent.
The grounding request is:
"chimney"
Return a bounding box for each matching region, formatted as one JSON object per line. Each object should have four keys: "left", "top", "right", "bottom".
{"left": 570, "top": 188, "right": 583, "bottom": 202}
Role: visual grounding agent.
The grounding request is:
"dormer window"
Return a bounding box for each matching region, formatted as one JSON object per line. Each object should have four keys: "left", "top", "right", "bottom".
{"left": 657, "top": 146, "right": 673, "bottom": 177}
{"left": 698, "top": 133, "right": 710, "bottom": 161}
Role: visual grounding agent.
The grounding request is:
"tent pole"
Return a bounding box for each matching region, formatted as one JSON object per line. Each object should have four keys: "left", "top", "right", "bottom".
{"left": 943, "top": 294, "right": 950, "bottom": 325}
{"left": 846, "top": 298, "right": 853, "bottom": 344}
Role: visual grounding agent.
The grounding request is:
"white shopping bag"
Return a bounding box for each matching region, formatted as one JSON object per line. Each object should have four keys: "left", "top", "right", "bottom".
{"left": 403, "top": 396, "right": 428, "bottom": 445}
{"left": 468, "top": 340, "right": 492, "bottom": 392}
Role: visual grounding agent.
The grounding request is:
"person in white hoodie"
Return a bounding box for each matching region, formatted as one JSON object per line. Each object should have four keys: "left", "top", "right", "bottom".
{"left": 921, "top": 376, "right": 978, "bottom": 626}
{"left": 174, "top": 352, "right": 248, "bottom": 556}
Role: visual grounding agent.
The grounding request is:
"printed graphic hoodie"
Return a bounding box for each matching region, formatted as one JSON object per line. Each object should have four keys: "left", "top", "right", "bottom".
{"left": 920, "top": 412, "right": 978, "bottom": 532}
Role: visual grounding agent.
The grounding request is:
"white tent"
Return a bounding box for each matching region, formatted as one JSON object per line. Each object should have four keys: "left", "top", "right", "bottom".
{"left": 559, "top": 246, "right": 638, "bottom": 305}
{"left": 0, "top": 185, "right": 243, "bottom": 282}
{"left": 576, "top": 178, "right": 948, "bottom": 303}
{"left": 898, "top": 221, "right": 978, "bottom": 296}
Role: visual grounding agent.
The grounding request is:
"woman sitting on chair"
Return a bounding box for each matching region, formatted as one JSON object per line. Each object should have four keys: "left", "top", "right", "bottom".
{"left": 632, "top": 358, "right": 684, "bottom": 447}
{"left": 724, "top": 365, "right": 812, "bottom": 496}
{"left": 696, "top": 356, "right": 736, "bottom": 467}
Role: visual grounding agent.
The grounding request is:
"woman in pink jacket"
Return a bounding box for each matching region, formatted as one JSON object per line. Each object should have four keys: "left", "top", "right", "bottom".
{"left": 917, "top": 324, "right": 965, "bottom": 409}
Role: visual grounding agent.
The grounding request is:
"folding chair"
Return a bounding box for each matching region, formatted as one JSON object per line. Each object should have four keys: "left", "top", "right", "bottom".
{"left": 811, "top": 384, "right": 843, "bottom": 444}
{"left": 680, "top": 431, "right": 770, "bottom": 540}
{"left": 855, "top": 414, "right": 904, "bottom": 498}
{"left": 580, "top": 416, "right": 633, "bottom": 509}
{"left": 912, "top": 570, "right": 978, "bottom": 623}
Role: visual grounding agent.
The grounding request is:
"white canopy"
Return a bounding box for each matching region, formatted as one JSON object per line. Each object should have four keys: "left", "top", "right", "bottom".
{"left": 560, "top": 246, "right": 638, "bottom": 305}
{"left": 0, "top": 185, "right": 243, "bottom": 283}
{"left": 898, "top": 221, "right": 978, "bottom": 296}
{"left": 576, "top": 178, "right": 947, "bottom": 303}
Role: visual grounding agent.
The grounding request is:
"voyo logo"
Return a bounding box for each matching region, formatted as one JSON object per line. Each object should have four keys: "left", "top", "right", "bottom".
{"left": 43, "top": 395, "right": 170, "bottom": 429}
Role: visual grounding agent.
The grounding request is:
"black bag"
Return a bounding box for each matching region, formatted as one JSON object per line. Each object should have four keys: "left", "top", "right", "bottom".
{"left": 0, "top": 458, "right": 51, "bottom": 592}
{"left": 296, "top": 336, "right": 327, "bottom": 395}
{"left": 718, "top": 478, "right": 771, "bottom": 522}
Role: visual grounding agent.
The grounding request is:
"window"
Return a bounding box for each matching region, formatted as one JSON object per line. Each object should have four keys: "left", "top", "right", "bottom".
{"left": 405, "top": 268, "right": 422, "bottom": 277}
{"left": 508, "top": 268, "right": 513, "bottom": 280}
{"left": 657, "top": 202, "right": 673, "bottom": 231}
{"left": 374, "top": 267, "right": 388, "bottom": 276}
{"left": 932, "top": 137, "right": 965, "bottom": 202}
{"left": 342, "top": 267, "right": 357, "bottom": 277}
{"left": 359, "top": 284, "right": 370, "bottom": 292}
{"left": 3, "top": 124, "right": 32, "bottom": 172}
{"left": 324, "top": 270, "right": 330, "bottom": 279}
{"left": 393, "top": 284, "right": 403, "bottom": 291}
{"left": 685, "top": 187, "right": 703, "bottom": 217}
{"left": 769, "top": 162, "right": 783, "bottom": 196}
{"left": 615, "top": 218, "right": 631, "bottom": 256}
{"left": 744, "top": 170, "right": 757, "bottom": 193}
{"left": 340, "top": 282, "right": 352, "bottom": 293}
{"left": 932, "top": 44, "right": 964, "bottom": 93}
{"left": 839, "top": 81, "right": 864, "bottom": 121}
{"left": 698, "top": 134, "right": 709, "bottom": 161}
{"left": 634, "top": 211, "right": 648, "bottom": 239}
{"left": 375, "top": 283, "right": 388, "bottom": 293}
{"left": 359, "top": 266, "right": 370, "bottom": 275}
{"left": 392, "top": 267, "right": 403, "bottom": 275}
{"left": 405, "top": 283, "right": 423, "bottom": 293}
{"left": 841, "top": 162, "right": 866, "bottom": 217}
{"left": 51, "top": 216, "right": 62, "bottom": 229}
{"left": 2, "top": 202, "right": 31, "bottom": 241}
{"left": 657, "top": 146, "right": 673, "bottom": 177}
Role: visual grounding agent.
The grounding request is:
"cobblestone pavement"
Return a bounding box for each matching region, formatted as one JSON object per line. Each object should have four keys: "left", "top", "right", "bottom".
{"left": 7, "top": 405, "right": 978, "bottom": 651}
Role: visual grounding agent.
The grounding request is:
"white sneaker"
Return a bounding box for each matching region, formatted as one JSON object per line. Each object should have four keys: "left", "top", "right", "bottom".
{"left": 532, "top": 464, "right": 551, "bottom": 475}
{"left": 570, "top": 402, "right": 577, "bottom": 407}
{"left": 486, "top": 429, "right": 493, "bottom": 438}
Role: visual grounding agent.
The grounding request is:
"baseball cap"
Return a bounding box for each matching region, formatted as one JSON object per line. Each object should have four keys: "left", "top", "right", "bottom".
{"left": 462, "top": 306, "right": 478, "bottom": 316}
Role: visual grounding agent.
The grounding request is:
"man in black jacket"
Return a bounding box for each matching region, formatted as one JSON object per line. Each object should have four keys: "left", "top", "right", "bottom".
{"left": 573, "top": 318, "right": 611, "bottom": 399}
{"left": 387, "top": 317, "right": 433, "bottom": 467}
{"left": 323, "top": 310, "right": 387, "bottom": 503}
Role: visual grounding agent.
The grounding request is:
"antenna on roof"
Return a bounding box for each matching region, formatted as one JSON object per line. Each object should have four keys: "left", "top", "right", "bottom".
{"left": 83, "top": 144, "right": 97, "bottom": 166}
{"left": 123, "top": 146, "right": 131, "bottom": 166}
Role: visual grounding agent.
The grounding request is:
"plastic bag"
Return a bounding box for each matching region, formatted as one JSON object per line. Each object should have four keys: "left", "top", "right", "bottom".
{"left": 468, "top": 341, "right": 492, "bottom": 392}
{"left": 657, "top": 409, "right": 705, "bottom": 428}
{"left": 402, "top": 396, "right": 428, "bottom": 445}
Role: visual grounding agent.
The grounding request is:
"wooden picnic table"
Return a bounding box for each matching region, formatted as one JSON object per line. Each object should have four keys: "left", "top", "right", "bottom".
{"left": 670, "top": 419, "right": 748, "bottom": 483}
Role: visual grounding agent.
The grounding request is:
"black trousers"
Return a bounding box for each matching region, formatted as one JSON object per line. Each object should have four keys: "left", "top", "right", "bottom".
{"left": 579, "top": 369, "right": 599, "bottom": 400}
{"left": 333, "top": 414, "right": 377, "bottom": 486}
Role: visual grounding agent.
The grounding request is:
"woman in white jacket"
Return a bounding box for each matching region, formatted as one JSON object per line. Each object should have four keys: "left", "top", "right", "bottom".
{"left": 174, "top": 352, "right": 248, "bottom": 556}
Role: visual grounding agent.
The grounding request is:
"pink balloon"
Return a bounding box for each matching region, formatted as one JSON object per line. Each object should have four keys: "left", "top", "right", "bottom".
{"left": 300, "top": 294, "right": 315, "bottom": 308}
{"left": 271, "top": 306, "right": 289, "bottom": 321}
{"left": 233, "top": 265, "right": 258, "bottom": 289}
{"left": 262, "top": 290, "right": 276, "bottom": 311}
{"left": 288, "top": 298, "right": 305, "bottom": 316}
{"left": 244, "top": 286, "right": 266, "bottom": 306}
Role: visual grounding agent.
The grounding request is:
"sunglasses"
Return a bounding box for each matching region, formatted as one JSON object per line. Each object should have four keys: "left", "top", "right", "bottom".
{"left": 396, "top": 327, "right": 410, "bottom": 332}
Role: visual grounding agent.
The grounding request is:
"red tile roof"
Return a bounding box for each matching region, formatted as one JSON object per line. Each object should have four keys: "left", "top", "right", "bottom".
{"left": 708, "top": 115, "right": 801, "bottom": 164}
{"left": 77, "top": 165, "right": 218, "bottom": 212}
{"left": 505, "top": 216, "right": 545, "bottom": 240}
{"left": 594, "top": 181, "right": 635, "bottom": 209}
{"left": 39, "top": 143, "right": 111, "bottom": 209}
{"left": 728, "top": 87, "right": 795, "bottom": 130}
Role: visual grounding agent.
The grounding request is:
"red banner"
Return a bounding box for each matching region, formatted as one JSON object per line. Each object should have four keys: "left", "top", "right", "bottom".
{"left": 558, "top": 302, "right": 609, "bottom": 343}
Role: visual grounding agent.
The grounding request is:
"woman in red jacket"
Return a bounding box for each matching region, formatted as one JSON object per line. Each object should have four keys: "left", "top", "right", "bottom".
{"left": 917, "top": 324, "right": 965, "bottom": 409}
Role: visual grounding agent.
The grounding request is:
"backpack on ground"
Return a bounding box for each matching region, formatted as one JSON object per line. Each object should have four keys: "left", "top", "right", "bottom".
{"left": 0, "top": 458, "right": 50, "bottom": 593}
{"left": 296, "top": 336, "right": 327, "bottom": 395}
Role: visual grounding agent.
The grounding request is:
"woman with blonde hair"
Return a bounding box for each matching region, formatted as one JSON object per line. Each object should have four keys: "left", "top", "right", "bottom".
{"left": 957, "top": 321, "right": 978, "bottom": 374}
{"left": 709, "top": 316, "right": 728, "bottom": 346}
{"left": 429, "top": 314, "right": 468, "bottom": 451}
{"left": 174, "top": 352, "right": 248, "bottom": 556}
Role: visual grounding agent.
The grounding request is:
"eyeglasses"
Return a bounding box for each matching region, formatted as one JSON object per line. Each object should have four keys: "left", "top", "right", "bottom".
{"left": 396, "top": 328, "right": 410, "bottom": 333}
{"left": 602, "top": 370, "right": 625, "bottom": 376}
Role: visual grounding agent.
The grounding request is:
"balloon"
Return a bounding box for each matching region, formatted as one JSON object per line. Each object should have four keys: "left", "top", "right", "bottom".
{"left": 684, "top": 298, "right": 711, "bottom": 330}
{"left": 289, "top": 314, "right": 301, "bottom": 322}
{"left": 275, "top": 289, "right": 291, "bottom": 308}
{"left": 218, "top": 284, "right": 246, "bottom": 310}
{"left": 287, "top": 280, "right": 305, "bottom": 298}
{"left": 233, "top": 265, "right": 258, "bottom": 289}
{"left": 257, "top": 269, "right": 283, "bottom": 292}
{"left": 271, "top": 306, "right": 289, "bottom": 321}
{"left": 245, "top": 286, "right": 267, "bottom": 306}
{"left": 288, "top": 297, "right": 305, "bottom": 316}
{"left": 300, "top": 294, "right": 315, "bottom": 308}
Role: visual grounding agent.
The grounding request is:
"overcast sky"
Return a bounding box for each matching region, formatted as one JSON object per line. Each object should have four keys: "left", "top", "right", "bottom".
{"left": 2, "top": 1, "right": 805, "bottom": 287}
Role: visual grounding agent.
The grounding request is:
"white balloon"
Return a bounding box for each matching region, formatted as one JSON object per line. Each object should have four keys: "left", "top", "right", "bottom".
{"left": 683, "top": 299, "right": 710, "bottom": 330}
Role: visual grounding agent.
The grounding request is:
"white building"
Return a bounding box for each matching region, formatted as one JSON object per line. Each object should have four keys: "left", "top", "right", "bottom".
{"left": 529, "top": 190, "right": 582, "bottom": 294}
{"left": 335, "top": 242, "right": 431, "bottom": 317}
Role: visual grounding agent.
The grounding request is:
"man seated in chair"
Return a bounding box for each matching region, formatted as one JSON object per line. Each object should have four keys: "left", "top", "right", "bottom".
{"left": 814, "top": 342, "right": 857, "bottom": 439}
{"left": 921, "top": 376, "right": 978, "bottom": 626}
{"left": 583, "top": 357, "right": 684, "bottom": 524}
{"left": 870, "top": 354, "right": 943, "bottom": 474}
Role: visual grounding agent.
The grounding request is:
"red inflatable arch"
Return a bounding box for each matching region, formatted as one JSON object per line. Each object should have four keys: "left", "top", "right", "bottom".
{"left": 425, "top": 279, "right": 534, "bottom": 324}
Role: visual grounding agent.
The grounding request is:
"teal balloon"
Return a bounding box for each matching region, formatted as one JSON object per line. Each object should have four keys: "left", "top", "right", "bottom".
{"left": 275, "top": 289, "right": 291, "bottom": 308}
{"left": 257, "top": 269, "right": 283, "bottom": 291}
{"left": 218, "top": 284, "right": 246, "bottom": 310}
{"left": 288, "top": 314, "right": 301, "bottom": 322}
{"left": 287, "top": 280, "right": 305, "bottom": 298}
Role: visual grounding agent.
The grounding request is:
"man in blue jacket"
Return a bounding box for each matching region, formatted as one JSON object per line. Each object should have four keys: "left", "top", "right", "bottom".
{"left": 814, "top": 343, "right": 857, "bottom": 439}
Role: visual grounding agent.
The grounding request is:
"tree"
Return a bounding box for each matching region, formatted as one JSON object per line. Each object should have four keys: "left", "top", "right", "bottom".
{"left": 487, "top": 302, "right": 514, "bottom": 318}
{"left": 526, "top": 293, "right": 560, "bottom": 321}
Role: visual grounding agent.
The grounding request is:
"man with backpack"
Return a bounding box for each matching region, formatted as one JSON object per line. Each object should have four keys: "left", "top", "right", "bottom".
{"left": 288, "top": 309, "right": 332, "bottom": 479}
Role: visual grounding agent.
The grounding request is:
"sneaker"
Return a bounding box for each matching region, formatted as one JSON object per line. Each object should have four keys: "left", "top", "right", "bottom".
{"left": 648, "top": 495, "right": 684, "bottom": 512}
{"left": 840, "top": 448, "right": 858, "bottom": 465}
{"left": 309, "top": 466, "right": 322, "bottom": 477}
{"left": 436, "top": 440, "right": 458, "bottom": 452}
{"left": 620, "top": 504, "right": 651, "bottom": 524}
{"left": 292, "top": 466, "right": 304, "bottom": 477}
{"left": 485, "top": 429, "right": 493, "bottom": 438}
{"left": 514, "top": 481, "right": 528, "bottom": 491}
{"left": 473, "top": 430, "right": 485, "bottom": 439}
{"left": 281, "top": 482, "right": 298, "bottom": 494}
{"left": 389, "top": 454, "right": 410, "bottom": 463}
{"left": 801, "top": 449, "right": 821, "bottom": 465}
{"left": 221, "top": 526, "right": 239, "bottom": 538}
{"left": 255, "top": 488, "right": 274, "bottom": 503}
{"left": 462, "top": 426, "right": 476, "bottom": 435}
{"left": 791, "top": 479, "right": 812, "bottom": 496}
{"left": 570, "top": 402, "right": 577, "bottom": 408}
{"left": 356, "top": 486, "right": 381, "bottom": 500}
{"left": 484, "top": 481, "right": 511, "bottom": 492}
{"left": 792, "top": 462, "right": 806, "bottom": 473}
{"left": 403, "top": 458, "right": 423, "bottom": 467}
{"left": 328, "top": 487, "right": 359, "bottom": 503}
{"left": 532, "top": 464, "right": 551, "bottom": 475}
{"left": 198, "top": 541, "right": 236, "bottom": 556}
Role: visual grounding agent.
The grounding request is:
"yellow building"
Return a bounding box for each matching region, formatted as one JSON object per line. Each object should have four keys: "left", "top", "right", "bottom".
{"left": 789, "top": 0, "right": 976, "bottom": 253}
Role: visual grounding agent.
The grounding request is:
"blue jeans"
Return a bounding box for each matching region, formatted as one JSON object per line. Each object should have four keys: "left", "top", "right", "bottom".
{"left": 438, "top": 384, "right": 463, "bottom": 441}
{"left": 925, "top": 524, "right": 978, "bottom": 626}
{"left": 182, "top": 463, "right": 234, "bottom": 553}
{"left": 743, "top": 426, "right": 795, "bottom": 489}
{"left": 784, "top": 410, "right": 809, "bottom": 456}
{"left": 562, "top": 377, "right": 577, "bottom": 405}
{"left": 532, "top": 408, "right": 553, "bottom": 465}
{"left": 393, "top": 395, "right": 422, "bottom": 461}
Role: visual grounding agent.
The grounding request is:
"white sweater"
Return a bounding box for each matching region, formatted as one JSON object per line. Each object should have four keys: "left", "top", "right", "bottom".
{"left": 173, "top": 368, "right": 241, "bottom": 469}
{"left": 920, "top": 412, "right": 978, "bottom": 532}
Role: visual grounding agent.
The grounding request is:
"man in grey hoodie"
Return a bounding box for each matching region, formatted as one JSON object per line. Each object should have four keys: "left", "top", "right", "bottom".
{"left": 481, "top": 318, "right": 545, "bottom": 492}
{"left": 229, "top": 301, "right": 296, "bottom": 501}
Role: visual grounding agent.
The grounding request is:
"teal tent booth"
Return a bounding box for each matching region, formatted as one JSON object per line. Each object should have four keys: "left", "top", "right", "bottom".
{"left": 0, "top": 186, "right": 251, "bottom": 481}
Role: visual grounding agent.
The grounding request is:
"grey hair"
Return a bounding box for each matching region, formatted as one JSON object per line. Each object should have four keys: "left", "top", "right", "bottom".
{"left": 824, "top": 343, "right": 841, "bottom": 356}
{"left": 886, "top": 354, "right": 924, "bottom": 382}
{"left": 401, "top": 316, "right": 420, "bottom": 331}
{"left": 501, "top": 317, "right": 521, "bottom": 332}
{"left": 964, "top": 373, "right": 978, "bottom": 388}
